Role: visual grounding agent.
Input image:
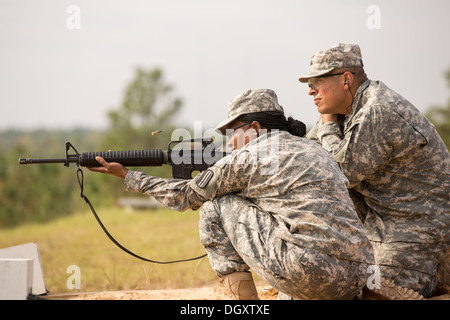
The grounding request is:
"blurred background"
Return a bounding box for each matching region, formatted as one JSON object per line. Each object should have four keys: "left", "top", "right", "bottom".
{"left": 0, "top": 0, "right": 449, "bottom": 293}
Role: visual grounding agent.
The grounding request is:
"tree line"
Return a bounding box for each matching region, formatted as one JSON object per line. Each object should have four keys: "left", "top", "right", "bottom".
{"left": 0, "top": 67, "right": 449, "bottom": 227}
{"left": 0, "top": 67, "right": 181, "bottom": 227}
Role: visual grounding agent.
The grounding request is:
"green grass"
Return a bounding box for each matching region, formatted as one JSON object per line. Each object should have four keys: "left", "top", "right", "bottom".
{"left": 0, "top": 206, "right": 217, "bottom": 294}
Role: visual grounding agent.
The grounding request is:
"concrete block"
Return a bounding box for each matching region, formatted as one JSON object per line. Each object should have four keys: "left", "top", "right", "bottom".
{"left": 0, "top": 258, "right": 33, "bottom": 300}
{"left": 0, "top": 242, "right": 47, "bottom": 295}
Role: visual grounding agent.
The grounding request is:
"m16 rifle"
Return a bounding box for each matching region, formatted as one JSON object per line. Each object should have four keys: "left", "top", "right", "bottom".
{"left": 19, "top": 138, "right": 227, "bottom": 179}
{"left": 18, "top": 138, "right": 228, "bottom": 264}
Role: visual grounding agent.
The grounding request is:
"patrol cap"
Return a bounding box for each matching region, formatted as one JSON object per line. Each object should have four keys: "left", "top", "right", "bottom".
{"left": 298, "top": 43, "right": 364, "bottom": 83}
{"left": 215, "top": 89, "right": 284, "bottom": 135}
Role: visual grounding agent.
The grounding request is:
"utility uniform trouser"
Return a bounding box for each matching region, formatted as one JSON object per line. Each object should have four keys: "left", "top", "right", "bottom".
{"left": 199, "top": 195, "right": 370, "bottom": 300}
{"left": 371, "top": 242, "right": 448, "bottom": 298}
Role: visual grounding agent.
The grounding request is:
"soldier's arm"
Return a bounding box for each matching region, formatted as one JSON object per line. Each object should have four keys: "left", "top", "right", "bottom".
{"left": 316, "top": 120, "right": 344, "bottom": 152}
{"left": 124, "top": 151, "right": 253, "bottom": 211}
{"left": 327, "top": 106, "right": 393, "bottom": 188}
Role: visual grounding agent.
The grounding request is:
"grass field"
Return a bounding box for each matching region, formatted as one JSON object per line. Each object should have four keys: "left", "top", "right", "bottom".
{"left": 0, "top": 206, "right": 217, "bottom": 294}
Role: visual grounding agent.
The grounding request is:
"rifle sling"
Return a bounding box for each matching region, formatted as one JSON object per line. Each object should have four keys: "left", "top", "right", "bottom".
{"left": 76, "top": 167, "right": 207, "bottom": 264}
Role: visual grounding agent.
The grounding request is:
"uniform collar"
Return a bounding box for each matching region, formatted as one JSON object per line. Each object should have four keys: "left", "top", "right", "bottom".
{"left": 344, "top": 79, "right": 371, "bottom": 123}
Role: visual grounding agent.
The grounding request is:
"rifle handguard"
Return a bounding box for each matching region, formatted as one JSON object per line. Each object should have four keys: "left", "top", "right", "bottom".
{"left": 79, "top": 149, "right": 168, "bottom": 167}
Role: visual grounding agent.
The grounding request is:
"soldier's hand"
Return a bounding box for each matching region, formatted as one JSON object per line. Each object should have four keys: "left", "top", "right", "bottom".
{"left": 87, "top": 156, "right": 129, "bottom": 179}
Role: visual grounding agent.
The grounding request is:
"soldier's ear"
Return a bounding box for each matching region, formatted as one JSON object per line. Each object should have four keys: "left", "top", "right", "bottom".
{"left": 250, "top": 121, "right": 263, "bottom": 138}
{"left": 250, "top": 121, "right": 262, "bottom": 131}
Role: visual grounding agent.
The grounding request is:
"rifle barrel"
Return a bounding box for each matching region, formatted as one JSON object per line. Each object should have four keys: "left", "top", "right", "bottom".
{"left": 19, "top": 158, "right": 70, "bottom": 165}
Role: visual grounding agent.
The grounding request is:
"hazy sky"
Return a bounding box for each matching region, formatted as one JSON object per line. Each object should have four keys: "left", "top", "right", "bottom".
{"left": 1, "top": 0, "right": 449, "bottom": 132}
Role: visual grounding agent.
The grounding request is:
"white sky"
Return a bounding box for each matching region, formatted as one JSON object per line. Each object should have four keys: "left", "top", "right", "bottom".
{"left": 0, "top": 0, "right": 449, "bottom": 132}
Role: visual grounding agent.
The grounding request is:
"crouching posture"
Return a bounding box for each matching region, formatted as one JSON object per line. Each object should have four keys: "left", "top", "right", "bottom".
{"left": 89, "top": 89, "right": 375, "bottom": 299}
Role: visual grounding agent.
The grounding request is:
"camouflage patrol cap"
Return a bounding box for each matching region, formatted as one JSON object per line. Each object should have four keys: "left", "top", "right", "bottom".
{"left": 298, "top": 43, "right": 364, "bottom": 82}
{"left": 215, "top": 89, "right": 284, "bottom": 135}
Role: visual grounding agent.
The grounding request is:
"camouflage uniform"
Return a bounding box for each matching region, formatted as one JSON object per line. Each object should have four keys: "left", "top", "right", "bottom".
{"left": 124, "top": 89, "right": 375, "bottom": 299}
{"left": 301, "top": 44, "right": 450, "bottom": 297}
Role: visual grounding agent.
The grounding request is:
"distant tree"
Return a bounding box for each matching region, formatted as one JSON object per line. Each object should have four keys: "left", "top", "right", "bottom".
{"left": 0, "top": 128, "right": 118, "bottom": 227}
{"left": 103, "top": 67, "right": 183, "bottom": 151}
{"left": 426, "top": 67, "right": 450, "bottom": 149}
{"left": 0, "top": 141, "right": 75, "bottom": 227}
{"left": 0, "top": 65, "right": 186, "bottom": 227}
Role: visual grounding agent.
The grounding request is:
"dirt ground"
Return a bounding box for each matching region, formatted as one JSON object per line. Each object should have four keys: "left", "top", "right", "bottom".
{"left": 47, "top": 285, "right": 449, "bottom": 300}
{"left": 49, "top": 285, "right": 278, "bottom": 300}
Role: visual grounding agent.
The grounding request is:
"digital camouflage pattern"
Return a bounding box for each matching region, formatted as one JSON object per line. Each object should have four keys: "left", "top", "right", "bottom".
{"left": 298, "top": 43, "right": 364, "bottom": 82}
{"left": 307, "top": 79, "right": 450, "bottom": 297}
{"left": 215, "top": 89, "right": 284, "bottom": 134}
{"left": 199, "top": 195, "right": 371, "bottom": 300}
{"left": 124, "top": 130, "right": 375, "bottom": 299}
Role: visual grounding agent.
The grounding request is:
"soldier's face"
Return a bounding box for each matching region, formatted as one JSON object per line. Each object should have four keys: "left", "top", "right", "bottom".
{"left": 226, "top": 121, "right": 259, "bottom": 151}
{"left": 307, "top": 76, "right": 348, "bottom": 115}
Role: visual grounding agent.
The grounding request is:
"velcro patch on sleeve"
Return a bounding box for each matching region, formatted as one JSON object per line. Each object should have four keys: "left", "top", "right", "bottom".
{"left": 196, "top": 169, "right": 215, "bottom": 189}
{"left": 189, "top": 166, "right": 222, "bottom": 199}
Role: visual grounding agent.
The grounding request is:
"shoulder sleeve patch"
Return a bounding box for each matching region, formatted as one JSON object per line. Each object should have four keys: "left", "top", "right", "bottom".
{"left": 195, "top": 169, "right": 215, "bottom": 189}
{"left": 189, "top": 166, "right": 222, "bottom": 200}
